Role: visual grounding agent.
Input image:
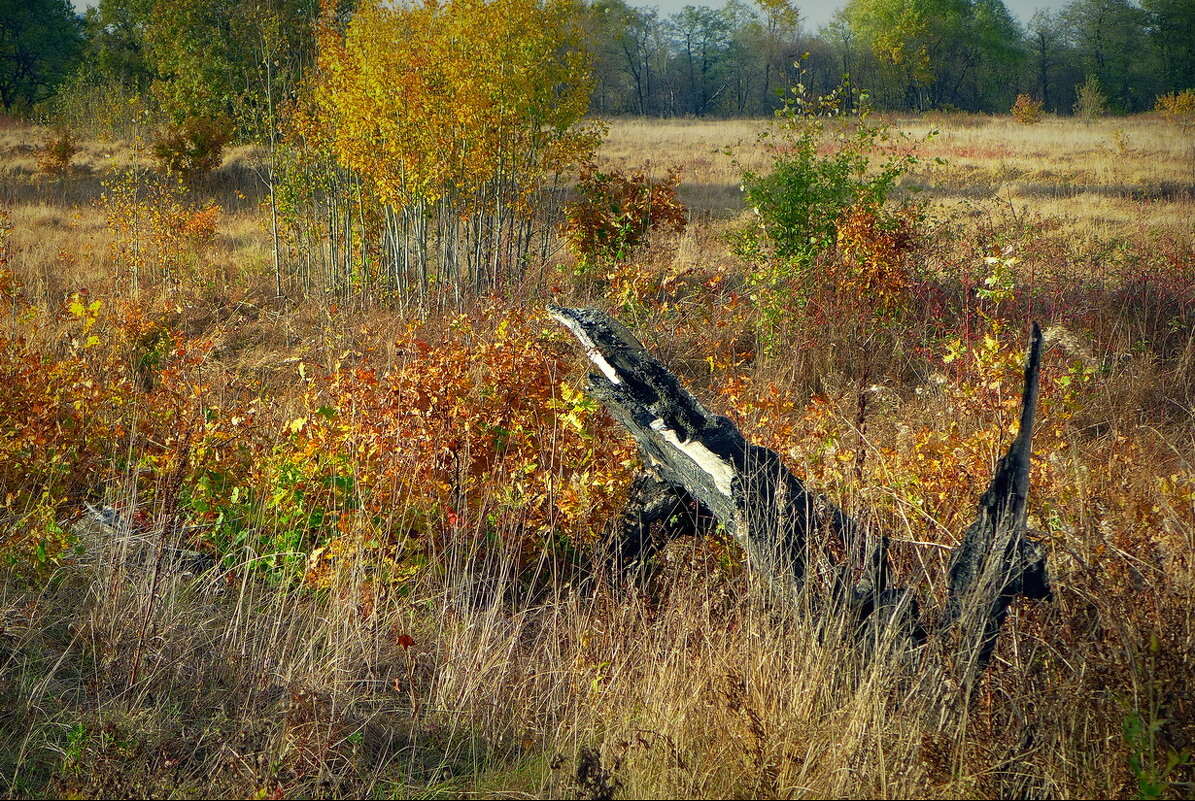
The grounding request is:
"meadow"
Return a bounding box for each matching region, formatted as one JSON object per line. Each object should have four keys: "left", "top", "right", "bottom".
{"left": 0, "top": 112, "right": 1192, "bottom": 798}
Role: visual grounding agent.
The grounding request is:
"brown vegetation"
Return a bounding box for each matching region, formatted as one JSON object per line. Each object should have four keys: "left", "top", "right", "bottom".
{"left": 0, "top": 113, "right": 1193, "bottom": 798}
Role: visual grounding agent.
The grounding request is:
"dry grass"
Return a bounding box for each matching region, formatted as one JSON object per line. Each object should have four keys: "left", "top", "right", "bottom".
{"left": 1, "top": 114, "right": 1193, "bottom": 799}
{"left": 602, "top": 115, "right": 1195, "bottom": 238}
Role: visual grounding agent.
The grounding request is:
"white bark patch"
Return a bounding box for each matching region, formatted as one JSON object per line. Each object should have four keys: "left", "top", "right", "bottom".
{"left": 650, "top": 418, "right": 736, "bottom": 497}
{"left": 550, "top": 310, "right": 622, "bottom": 385}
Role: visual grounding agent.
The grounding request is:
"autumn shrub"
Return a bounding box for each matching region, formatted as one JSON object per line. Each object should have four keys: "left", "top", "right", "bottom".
{"left": 732, "top": 80, "right": 928, "bottom": 354}
{"left": 1155, "top": 88, "right": 1195, "bottom": 122}
{"left": 102, "top": 170, "right": 221, "bottom": 288}
{"left": 736, "top": 78, "right": 925, "bottom": 266}
{"left": 35, "top": 126, "right": 80, "bottom": 174}
{"left": 47, "top": 72, "right": 151, "bottom": 141}
{"left": 828, "top": 201, "right": 923, "bottom": 319}
{"left": 0, "top": 264, "right": 633, "bottom": 583}
{"left": 1010, "top": 93, "right": 1044, "bottom": 124}
{"left": 0, "top": 294, "right": 137, "bottom": 572}
{"left": 290, "top": 307, "right": 634, "bottom": 587}
{"left": 1155, "top": 89, "right": 1195, "bottom": 131}
{"left": 152, "top": 115, "right": 232, "bottom": 181}
{"left": 561, "top": 163, "right": 687, "bottom": 270}
{"left": 90, "top": 301, "right": 636, "bottom": 588}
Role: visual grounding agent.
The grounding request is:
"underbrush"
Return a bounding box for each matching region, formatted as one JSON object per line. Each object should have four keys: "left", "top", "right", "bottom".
{"left": 1, "top": 118, "right": 1193, "bottom": 798}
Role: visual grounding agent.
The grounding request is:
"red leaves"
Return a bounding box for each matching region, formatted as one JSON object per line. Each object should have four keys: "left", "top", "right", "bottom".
{"left": 562, "top": 162, "right": 687, "bottom": 268}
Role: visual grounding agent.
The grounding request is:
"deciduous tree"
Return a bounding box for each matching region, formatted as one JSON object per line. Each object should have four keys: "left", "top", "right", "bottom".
{"left": 1060, "top": 0, "right": 1151, "bottom": 111}
{"left": 842, "top": 0, "right": 1024, "bottom": 111}
{"left": 1142, "top": 0, "right": 1195, "bottom": 95}
{"left": 311, "top": 0, "right": 598, "bottom": 300}
{"left": 669, "top": 5, "right": 732, "bottom": 115}
{"left": 0, "top": 0, "right": 83, "bottom": 111}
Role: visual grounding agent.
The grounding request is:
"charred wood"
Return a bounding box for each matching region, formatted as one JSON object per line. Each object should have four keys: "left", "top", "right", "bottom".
{"left": 550, "top": 305, "right": 1050, "bottom": 677}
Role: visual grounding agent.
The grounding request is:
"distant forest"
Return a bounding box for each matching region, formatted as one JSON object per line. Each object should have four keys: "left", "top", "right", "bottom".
{"left": 3, "top": 0, "right": 1193, "bottom": 123}
{"left": 584, "top": 0, "right": 1194, "bottom": 116}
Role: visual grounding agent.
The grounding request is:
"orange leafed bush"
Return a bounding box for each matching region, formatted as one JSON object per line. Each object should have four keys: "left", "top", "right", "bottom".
{"left": 302, "top": 308, "right": 635, "bottom": 566}
{"left": 562, "top": 163, "right": 687, "bottom": 269}
{"left": 831, "top": 202, "right": 921, "bottom": 316}
{"left": 1011, "top": 93, "right": 1045, "bottom": 124}
{"left": 36, "top": 127, "right": 80, "bottom": 174}
{"left": 181, "top": 204, "right": 219, "bottom": 245}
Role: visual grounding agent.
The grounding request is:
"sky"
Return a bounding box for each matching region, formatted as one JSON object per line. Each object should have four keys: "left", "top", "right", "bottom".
{"left": 651, "top": 0, "right": 1073, "bottom": 30}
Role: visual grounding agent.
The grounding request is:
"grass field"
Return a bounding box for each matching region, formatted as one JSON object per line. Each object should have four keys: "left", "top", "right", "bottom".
{"left": 1, "top": 112, "right": 1193, "bottom": 798}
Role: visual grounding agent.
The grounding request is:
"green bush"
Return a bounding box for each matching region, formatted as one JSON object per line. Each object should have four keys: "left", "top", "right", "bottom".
{"left": 151, "top": 115, "right": 232, "bottom": 181}
{"left": 1074, "top": 75, "right": 1108, "bottom": 125}
{"left": 738, "top": 83, "right": 923, "bottom": 264}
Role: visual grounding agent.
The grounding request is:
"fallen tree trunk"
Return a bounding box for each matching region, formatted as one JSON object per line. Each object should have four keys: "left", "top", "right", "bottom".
{"left": 550, "top": 305, "right": 1050, "bottom": 674}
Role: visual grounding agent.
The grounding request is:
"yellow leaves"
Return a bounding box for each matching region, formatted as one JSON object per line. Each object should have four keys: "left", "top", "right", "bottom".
{"left": 67, "top": 293, "right": 103, "bottom": 351}
{"left": 67, "top": 295, "right": 99, "bottom": 322}
{"left": 101, "top": 169, "right": 218, "bottom": 289}
{"left": 314, "top": 0, "right": 593, "bottom": 212}
{"left": 1155, "top": 88, "right": 1195, "bottom": 127}
{"left": 551, "top": 381, "right": 598, "bottom": 436}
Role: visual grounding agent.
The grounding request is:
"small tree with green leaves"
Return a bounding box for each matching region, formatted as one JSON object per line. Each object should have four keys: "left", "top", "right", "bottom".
{"left": 1074, "top": 75, "right": 1108, "bottom": 125}
{"left": 733, "top": 71, "right": 929, "bottom": 351}
{"left": 737, "top": 79, "right": 923, "bottom": 264}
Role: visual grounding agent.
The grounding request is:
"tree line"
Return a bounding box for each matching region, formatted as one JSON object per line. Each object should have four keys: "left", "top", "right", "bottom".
{"left": 583, "top": 0, "right": 1194, "bottom": 116}
{"left": 3, "top": 0, "right": 1192, "bottom": 122}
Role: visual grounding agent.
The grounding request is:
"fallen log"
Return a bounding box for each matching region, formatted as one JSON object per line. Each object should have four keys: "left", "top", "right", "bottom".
{"left": 550, "top": 305, "right": 1050, "bottom": 673}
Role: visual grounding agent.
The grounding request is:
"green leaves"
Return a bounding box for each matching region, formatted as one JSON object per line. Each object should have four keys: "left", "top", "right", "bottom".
{"left": 738, "top": 76, "right": 922, "bottom": 264}
{"left": 0, "top": 0, "right": 83, "bottom": 111}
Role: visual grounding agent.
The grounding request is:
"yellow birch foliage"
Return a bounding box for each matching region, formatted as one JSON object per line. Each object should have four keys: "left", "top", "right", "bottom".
{"left": 314, "top": 0, "right": 597, "bottom": 213}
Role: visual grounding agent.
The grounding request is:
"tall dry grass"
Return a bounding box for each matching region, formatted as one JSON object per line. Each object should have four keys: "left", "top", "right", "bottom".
{"left": 1, "top": 114, "right": 1193, "bottom": 798}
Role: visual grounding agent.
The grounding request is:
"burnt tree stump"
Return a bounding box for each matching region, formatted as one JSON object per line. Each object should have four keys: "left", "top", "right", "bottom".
{"left": 944, "top": 322, "right": 1052, "bottom": 671}
{"left": 550, "top": 305, "right": 1051, "bottom": 674}
{"left": 549, "top": 305, "right": 864, "bottom": 591}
